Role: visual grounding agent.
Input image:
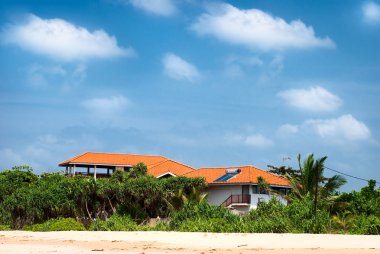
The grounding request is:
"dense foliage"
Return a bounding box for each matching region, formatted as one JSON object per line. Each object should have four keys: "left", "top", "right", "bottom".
{"left": 0, "top": 166, "right": 206, "bottom": 229}
{"left": 0, "top": 161, "right": 379, "bottom": 234}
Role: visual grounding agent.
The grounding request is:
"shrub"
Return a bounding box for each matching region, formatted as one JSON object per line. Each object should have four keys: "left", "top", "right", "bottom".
{"left": 350, "top": 215, "right": 380, "bottom": 235}
{"left": 178, "top": 218, "right": 237, "bottom": 232}
{"left": 23, "top": 218, "right": 85, "bottom": 231}
{"left": 0, "top": 224, "right": 11, "bottom": 230}
{"left": 244, "top": 197, "right": 291, "bottom": 233}
{"left": 169, "top": 202, "right": 240, "bottom": 230}
{"left": 90, "top": 214, "right": 137, "bottom": 231}
{"left": 285, "top": 198, "right": 331, "bottom": 233}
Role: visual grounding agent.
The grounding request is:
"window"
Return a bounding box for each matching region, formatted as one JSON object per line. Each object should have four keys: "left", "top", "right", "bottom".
{"left": 252, "top": 185, "right": 258, "bottom": 194}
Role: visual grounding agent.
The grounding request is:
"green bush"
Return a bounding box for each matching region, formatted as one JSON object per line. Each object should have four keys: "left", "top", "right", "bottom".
{"left": 0, "top": 224, "right": 11, "bottom": 230}
{"left": 178, "top": 218, "right": 237, "bottom": 232}
{"left": 23, "top": 218, "right": 85, "bottom": 231}
{"left": 285, "top": 198, "right": 331, "bottom": 233}
{"left": 244, "top": 197, "right": 291, "bottom": 233}
{"left": 90, "top": 214, "right": 137, "bottom": 231}
{"left": 169, "top": 202, "right": 240, "bottom": 230}
{"left": 350, "top": 215, "right": 380, "bottom": 235}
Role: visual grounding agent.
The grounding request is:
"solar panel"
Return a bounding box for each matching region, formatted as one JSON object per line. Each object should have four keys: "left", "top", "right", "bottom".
{"left": 215, "top": 172, "right": 238, "bottom": 181}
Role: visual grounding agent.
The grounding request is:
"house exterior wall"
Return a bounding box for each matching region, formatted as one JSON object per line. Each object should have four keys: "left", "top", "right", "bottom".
{"left": 206, "top": 185, "right": 289, "bottom": 211}
{"left": 205, "top": 185, "right": 242, "bottom": 205}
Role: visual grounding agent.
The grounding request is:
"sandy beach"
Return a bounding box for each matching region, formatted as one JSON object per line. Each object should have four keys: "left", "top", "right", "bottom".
{"left": 1, "top": 231, "right": 379, "bottom": 254}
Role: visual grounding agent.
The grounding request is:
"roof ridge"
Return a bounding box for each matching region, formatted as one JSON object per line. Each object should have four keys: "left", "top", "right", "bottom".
{"left": 85, "top": 151, "right": 167, "bottom": 158}
{"left": 166, "top": 159, "right": 195, "bottom": 171}
{"left": 248, "top": 165, "right": 287, "bottom": 180}
{"left": 148, "top": 159, "right": 170, "bottom": 168}
{"left": 149, "top": 159, "right": 195, "bottom": 173}
{"left": 58, "top": 152, "right": 90, "bottom": 165}
{"left": 197, "top": 165, "right": 251, "bottom": 170}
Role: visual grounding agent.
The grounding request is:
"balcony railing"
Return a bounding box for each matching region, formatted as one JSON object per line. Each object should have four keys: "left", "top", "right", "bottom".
{"left": 221, "top": 194, "right": 251, "bottom": 208}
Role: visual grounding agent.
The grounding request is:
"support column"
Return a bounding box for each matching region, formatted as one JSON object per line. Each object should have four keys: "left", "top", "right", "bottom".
{"left": 65, "top": 166, "right": 68, "bottom": 175}
{"left": 73, "top": 164, "right": 76, "bottom": 176}
{"left": 87, "top": 167, "right": 90, "bottom": 175}
{"left": 94, "top": 165, "right": 97, "bottom": 180}
{"left": 69, "top": 166, "right": 72, "bottom": 176}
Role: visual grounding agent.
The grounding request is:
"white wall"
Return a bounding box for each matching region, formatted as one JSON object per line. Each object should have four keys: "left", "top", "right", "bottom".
{"left": 206, "top": 185, "right": 242, "bottom": 206}
{"left": 206, "top": 185, "right": 289, "bottom": 210}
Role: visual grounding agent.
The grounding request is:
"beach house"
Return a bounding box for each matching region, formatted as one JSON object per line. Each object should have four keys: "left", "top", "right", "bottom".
{"left": 59, "top": 152, "right": 291, "bottom": 212}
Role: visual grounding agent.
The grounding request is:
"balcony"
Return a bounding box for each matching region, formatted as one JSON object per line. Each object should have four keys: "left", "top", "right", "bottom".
{"left": 221, "top": 194, "right": 251, "bottom": 208}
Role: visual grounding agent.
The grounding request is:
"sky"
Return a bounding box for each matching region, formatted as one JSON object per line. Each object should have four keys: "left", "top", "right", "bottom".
{"left": 0, "top": 0, "right": 379, "bottom": 191}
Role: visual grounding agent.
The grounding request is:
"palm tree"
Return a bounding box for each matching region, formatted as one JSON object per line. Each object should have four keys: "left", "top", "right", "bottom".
{"left": 166, "top": 187, "right": 208, "bottom": 212}
{"left": 287, "top": 154, "right": 346, "bottom": 200}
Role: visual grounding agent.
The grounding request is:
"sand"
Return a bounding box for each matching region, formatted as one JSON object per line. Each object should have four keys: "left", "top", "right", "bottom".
{"left": 0, "top": 231, "right": 379, "bottom": 254}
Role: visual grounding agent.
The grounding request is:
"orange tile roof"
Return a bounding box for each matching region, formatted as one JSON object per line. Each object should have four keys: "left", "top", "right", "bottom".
{"left": 59, "top": 152, "right": 195, "bottom": 178}
{"left": 184, "top": 166, "right": 290, "bottom": 187}
{"left": 59, "top": 153, "right": 289, "bottom": 187}
{"left": 148, "top": 159, "right": 195, "bottom": 177}
{"left": 59, "top": 152, "right": 167, "bottom": 167}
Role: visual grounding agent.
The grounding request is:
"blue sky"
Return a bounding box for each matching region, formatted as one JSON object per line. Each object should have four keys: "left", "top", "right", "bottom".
{"left": 0, "top": 0, "right": 379, "bottom": 191}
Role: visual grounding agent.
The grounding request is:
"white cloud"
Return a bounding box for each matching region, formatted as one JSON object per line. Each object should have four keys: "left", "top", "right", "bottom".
{"left": 305, "top": 115, "right": 371, "bottom": 141}
{"left": 26, "top": 64, "right": 87, "bottom": 91}
{"left": 245, "top": 134, "right": 273, "bottom": 148}
{"left": 162, "top": 53, "right": 200, "bottom": 81}
{"left": 224, "top": 55, "right": 263, "bottom": 78}
{"left": 224, "top": 132, "right": 273, "bottom": 148}
{"left": 190, "top": 3, "right": 335, "bottom": 51}
{"left": 259, "top": 55, "right": 284, "bottom": 83}
{"left": 225, "top": 55, "right": 263, "bottom": 66}
{"left": 277, "top": 124, "right": 299, "bottom": 136}
{"left": 0, "top": 148, "right": 24, "bottom": 169}
{"left": 2, "top": 14, "right": 133, "bottom": 61}
{"left": 363, "top": 2, "right": 380, "bottom": 24}
{"left": 278, "top": 86, "right": 342, "bottom": 112}
{"left": 279, "top": 115, "right": 371, "bottom": 142}
{"left": 128, "top": 0, "right": 176, "bottom": 16}
{"left": 82, "top": 96, "right": 130, "bottom": 113}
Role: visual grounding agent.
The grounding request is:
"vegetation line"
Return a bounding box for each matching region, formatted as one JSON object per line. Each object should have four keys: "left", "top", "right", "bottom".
{"left": 0, "top": 155, "right": 379, "bottom": 235}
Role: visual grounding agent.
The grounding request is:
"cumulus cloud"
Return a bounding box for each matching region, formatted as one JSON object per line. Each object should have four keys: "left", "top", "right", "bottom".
{"left": 128, "top": 0, "right": 176, "bottom": 16}
{"left": 245, "top": 134, "right": 273, "bottom": 148}
{"left": 278, "top": 115, "right": 371, "bottom": 141}
{"left": 277, "top": 124, "right": 299, "bottom": 136}
{"left": 224, "top": 55, "right": 263, "bottom": 78}
{"left": 0, "top": 148, "right": 24, "bottom": 169}
{"left": 305, "top": 115, "right": 371, "bottom": 141}
{"left": 363, "top": 1, "right": 380, "bottom": 24}
{"left": 2, "top": 14, "right": 133, "bottom": 61}
{"left": 190, "top": 3, "right": 335, "bottom": 51}
{"left": 224, "top": 133, "right": 273, "bottom": 148}
{"left": 162, "top": 53, "right": 200, "bottom": 81}
{"left": 26, "top": 64, "right": 86, "bottom": 90}
{"left": 278, "top": 86, "right": 342, "bottom": 112}
{"left": 82, "top": 96, "right": 130, "bottom": 113}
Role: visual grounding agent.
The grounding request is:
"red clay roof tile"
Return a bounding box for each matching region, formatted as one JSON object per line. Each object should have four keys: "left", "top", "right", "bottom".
{"left": 59, "top": 152, "right": 167, "bottom": 167}
{"left": 184, "top": 166, "right": 290, "bottom": 187}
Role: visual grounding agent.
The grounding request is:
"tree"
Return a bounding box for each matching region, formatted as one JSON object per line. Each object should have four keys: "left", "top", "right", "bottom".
{"left": 166, "top": 187, "right": 208, "bottom": 212}
{"left": 129, "top": 162, "right": 148, "bottom": 178}
{"left": 257, "top": 176, "right": 270, "bottom": 194}
{"left": 267, "top": 164, "right": 300, "bottom": 179}
{"left": 287, "top": 154, "right": 346, "bottom": 200}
